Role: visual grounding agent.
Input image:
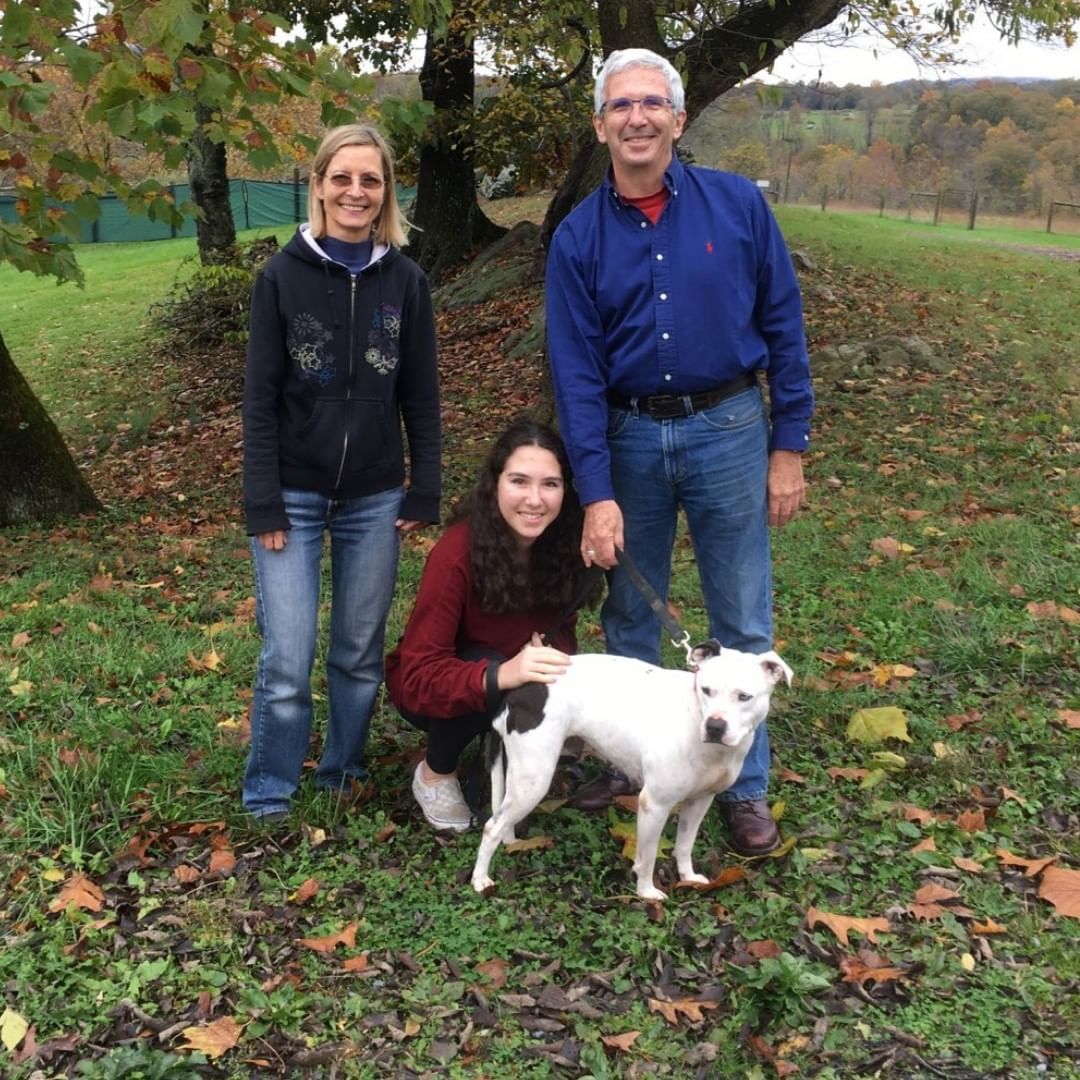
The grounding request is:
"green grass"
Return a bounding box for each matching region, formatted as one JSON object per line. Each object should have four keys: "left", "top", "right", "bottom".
{"left": 1, "top": 205, "right": 1078, "bottom": 1078}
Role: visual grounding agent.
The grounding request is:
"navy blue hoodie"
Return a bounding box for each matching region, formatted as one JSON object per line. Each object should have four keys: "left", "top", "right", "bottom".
{"left": 243, "top": 226, "right": 441, "bottom": 536}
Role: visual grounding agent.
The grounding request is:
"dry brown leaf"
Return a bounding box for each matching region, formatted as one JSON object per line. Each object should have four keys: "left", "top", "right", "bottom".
{"left": 1037, "top": 866, "right": 1080, "bottom": 919}
{"left": 1025, "top": 600, "right": 1059, "bottom": 619}
{"left": 11, "top": 631, "right": 30, "bottom": 648}
{"left": 955, "top": 809, "right": 986, "bottom": 833}
{"left": 943, "top": 709, "right": 982, "bottom": 731}
{"left": 778, "top": 766, "right": 806, "bottom": 783}
{"left": 504, "top": 835, "right": 555, "bottom": 853}
{"left": 908, "top": 882, "right": 967, "bottom": 921}
{"left": 290, "top": 878, "right": 320, "bottom": 905}
{"left": 953, "top": 857, "right": 983, "bottom": 873}
{"left": 374, "top": 822, "right": 396, "bottom": 843}
{"left": 342, "top": 954, "right": 370, "bottom": 972}
{"left": 999, "top": 787, "right": 1025, "bottom": 805}
{"left": 613, "top": 793, "right": 640, "bottom": 812}
{"left": 747, "top": 939, "right": 782, "bottom": 959}
{"left": 173, "top": 864, "right": 200, "bottom": 884}
{"left": 296, "top": 922, "right": 358, "bottom": 953}
{"left": 838, "top": 953, "right": 903, "bottom": 986}
{"left": 897, "top": 509, "right": 929, "bottom": 522}
{"left": 674, "top": 866, "right": 747, "bottom": 892}
{"left": 996, "top": 849, "right": 1057, "bottom": 878}
{"left": 902, "top": 804, "right": 936, "bottom": 825}
{"left": 177, "top": 1016, "right": 242, "bottom": 1059}
{"left": 827, "top": 767, "right": 870, "bottom": 781}
{"left": 807, "top": 906, "right": 890, "bottom": 945}
{"left": 1057, "top": 709, "right": 1080, "bottom": 729}
{"left": 209, "top": 849, "right": 236, "bottom": 876}
{"left": 970, "top": 919, "right": 1007, "bottom": 935}
{"left": 49, "top": 873, "right": 105, "bottom": 914}
{"left": 1060, "top": 606, "right": 1080, "bottom": 624}
{"left": 647, "top": 998, "right": 718, "bottom": 1025}
{"left": 871, "top": 536, "right": 901, "bottom": 559}
{"left": 601, "top": 1031, "right": 641, "bottom": 1052}
{"left": 474, "top": 958, "right": 508, "bottom": 988}
{"left": 910, "top": 837, "right": 937, "bottom": 854}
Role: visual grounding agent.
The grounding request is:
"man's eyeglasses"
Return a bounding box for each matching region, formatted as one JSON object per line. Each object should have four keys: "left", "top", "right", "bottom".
{"left": 323, "top": 172, "right": 385, "bottom": 191}
{"left": 600, "top": 95, "right": 674, "bottom": 116}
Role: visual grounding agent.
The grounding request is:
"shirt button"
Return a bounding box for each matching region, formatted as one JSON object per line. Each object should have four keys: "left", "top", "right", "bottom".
{"left": 662, "top": 333, "right": 670, "bottom": 340}
{"left": 656, "top": 253, "right": 663, "bottom": 261}
{"left": 664, "top": 374, "right": 672, "bottom": 381}
{"left": 640, "top": 221, "right": 647, "bottom": 228}
{"left": 660, "top": 293, "right": 667, "bottom": 300}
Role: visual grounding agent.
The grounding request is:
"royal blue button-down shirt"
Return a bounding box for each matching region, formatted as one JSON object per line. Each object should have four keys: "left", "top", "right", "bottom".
{"left": 546, "top": 156, "right": 814, "bottom": 506}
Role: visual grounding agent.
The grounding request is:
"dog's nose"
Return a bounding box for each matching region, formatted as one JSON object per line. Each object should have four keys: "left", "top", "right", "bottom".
{"left": 704, "top": 717, "right": 727, "bottom": 743}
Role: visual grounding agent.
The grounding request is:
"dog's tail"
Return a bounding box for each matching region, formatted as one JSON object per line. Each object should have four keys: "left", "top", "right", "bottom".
{"left": 484, "top": 729, "right": 506, "bottom": 815}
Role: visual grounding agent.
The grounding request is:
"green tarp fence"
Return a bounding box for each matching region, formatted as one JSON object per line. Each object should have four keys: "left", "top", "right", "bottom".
{"left": 0, "top": 178, "right": 312, "bottom": 243}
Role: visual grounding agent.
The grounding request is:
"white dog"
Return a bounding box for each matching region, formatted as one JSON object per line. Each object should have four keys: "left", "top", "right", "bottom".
{"left": 471, "top": 641, "right": 792, "bottom": 900}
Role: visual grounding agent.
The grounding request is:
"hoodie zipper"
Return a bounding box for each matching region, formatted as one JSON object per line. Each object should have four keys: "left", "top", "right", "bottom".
{"left": 333, "top": 272, "right": 358, "bottom": 492}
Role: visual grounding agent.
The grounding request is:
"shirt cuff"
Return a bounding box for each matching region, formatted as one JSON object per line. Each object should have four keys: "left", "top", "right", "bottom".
{"left": 484, "top": 660, "right": 505, "bottom": 717}
{"left": 769, "top": 422, "right": 811, "bottom": 454}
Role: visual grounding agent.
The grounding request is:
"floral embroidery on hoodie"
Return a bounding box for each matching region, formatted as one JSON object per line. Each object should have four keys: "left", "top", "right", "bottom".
{"left": 366, "top": 303, "right": 401, "bottom": 375}
{"left": 287, "top": 312, "right": 335, "bottom": 385}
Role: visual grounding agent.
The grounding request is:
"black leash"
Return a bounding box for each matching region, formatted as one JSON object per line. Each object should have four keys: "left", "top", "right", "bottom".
{"left": 615, "top": 546, "right": 693, "bottom": 663}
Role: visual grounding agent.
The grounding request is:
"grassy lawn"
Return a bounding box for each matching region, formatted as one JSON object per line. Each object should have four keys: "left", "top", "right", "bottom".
{"left": 0, "top": 208, "right": 1077, "bottom": 1078}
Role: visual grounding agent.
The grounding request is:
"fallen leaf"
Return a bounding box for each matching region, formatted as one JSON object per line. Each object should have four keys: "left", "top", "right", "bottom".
{"left": 1057, "top": 709, "right": 1080, "bottom": 729}
{"left": 208, "top": 833, "right": 236, "bottom": 876}
{"left": 374, "top": 822, "right": 396, "bottom": 843}
{"left": 846, "top": 707, "right": 911, "bottom": 744}
{"left": 674, "top": 865, "right": 748, "bottom": 892}
{"left": 474, "top": 958, "right": 508, "bottom": 988}
{"left": 953, "top": 857, "right": 983, "bottom": 873}
{"left": 778, "top": 766, "right": 806, "bottom": 783}
{"left": 187, "top": 648, "right": 223, "bottom": 672}
{"left": 943, "top": 709, "right": 982, "bottom": 731}
{"left": 177, "top": 1016, "right": 242, "bottom": 1059}
{"left": 910, "top": 837, "right": 936, "bottom": 854}
{"left": 290, "top": 878, "right": 320, "bottom": 905}
{"left": 1060, "top": 606, "right": 1080, "bottom": 624}
{"left": 1, "top": 1007, "right": 29, "bottom": 1052}
{"left": 908, "top": 882, "right": 971, "bottom": 921}
{"left": 10, "top": 631, "right": 30, "bottom": 649}
{"left": 959, "top": 953, "right": 976, "bottom": 972}
{"left": 601, "top": 1030, "right": 641, "bottom": 1052}
{"left": 955, "top": 809, "right": 986, "bottom": 833}
{"left": 747, "top": 939, "right": 782, "bottom": 959}
{"left": 870, "top": 536, "right": 902, "bottom": 559}
{"left": 342, "top": 954, "right": 370, "bottom": 972}
{"left": 807, "top": 906, "right": 890, "bottom": 945}
{"left": 296, "top": 922, "right": 358, "bottom": 953}
{"left": 504, "top": 835, "right": 555, "bottom": 853}
{"left": 49, "top": 873, "right": 105, "bottom": 914}
{"left": 838, "top": 953, "right": 903, "bottom": 986}
{"left": 996, "top": 849, "right": 1057, "bottom": 878}
{"left": 903, "top": 804, "right": 936, "bottom": 825}
{"left": 827, "top": 767, "right": 870, "bottom": 781}
{"left": 897, "top": 509, "right": 929, "bottom": 522}
{"left": 647, "top": 997, "right": 718, "bottom": 1025}
{"left": 999, "top": 786, "right": 1025, "bottom": 805}
{"left": 173, "top": 865, "right": 200, "bottom": 883}
{"left": 971, "top": 918, "right": 1007, "bottom": 935}
{"left": 1037, "top": 866, "right": 1080, "bottom": 919}
{"left": 1025, "top": 600, "right": 1058, "bottom": 619}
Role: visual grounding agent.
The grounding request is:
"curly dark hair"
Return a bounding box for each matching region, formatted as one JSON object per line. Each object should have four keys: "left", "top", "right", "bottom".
{"left": 450, "top": 418, "right": 589, "bottom": 614}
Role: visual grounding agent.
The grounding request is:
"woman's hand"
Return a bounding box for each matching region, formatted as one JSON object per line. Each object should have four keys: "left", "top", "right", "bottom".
{"left": 256, "top": 530, "right": 288, "bottom": 551}
{"left": 497, "top": 632, "right": 571, "bottom": 690}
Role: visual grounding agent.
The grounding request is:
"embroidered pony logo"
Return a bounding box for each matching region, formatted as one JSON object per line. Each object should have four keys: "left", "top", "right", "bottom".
{"left": 287, "top": 312, "right": 335, "bottom": 385}
{"left": 366, "top": 303, "right": 401, "bottom": 375}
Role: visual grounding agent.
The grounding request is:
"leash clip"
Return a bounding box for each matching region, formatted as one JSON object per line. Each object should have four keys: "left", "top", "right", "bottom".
{"left": 672, "top": 629, "right": 693, "bottom": 666}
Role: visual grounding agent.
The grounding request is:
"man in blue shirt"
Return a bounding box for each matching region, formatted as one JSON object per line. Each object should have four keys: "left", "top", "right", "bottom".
{"left": 546, "top": 48, "right": 813, "bottom": 855}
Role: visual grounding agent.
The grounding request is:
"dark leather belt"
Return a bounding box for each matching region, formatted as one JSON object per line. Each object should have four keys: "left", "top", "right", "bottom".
{"left": 607, "top": 371, "right": 756, "bottom": 419}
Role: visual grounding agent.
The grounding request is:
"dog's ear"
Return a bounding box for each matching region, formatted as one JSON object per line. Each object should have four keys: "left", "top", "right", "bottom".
{"left": 760, "top": 651, "right": 793, "bottom": 687}
{"left": 688, "top": 639, "right": 722, "bottom": 671}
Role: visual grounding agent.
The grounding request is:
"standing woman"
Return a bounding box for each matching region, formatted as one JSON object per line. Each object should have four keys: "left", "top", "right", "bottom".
{"left": 242, "top": 124, "right": 441, "bottom": 821}
{"left": 385, "top": 420, "right": 594, "bottom": 831}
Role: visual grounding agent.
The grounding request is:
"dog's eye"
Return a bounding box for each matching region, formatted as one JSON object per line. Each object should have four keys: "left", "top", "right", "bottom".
{"left": 702, "top": 687, "right": 716, "bottom": 697}
{"left": 737, "top": 692, "right": 753, "bottom": 702}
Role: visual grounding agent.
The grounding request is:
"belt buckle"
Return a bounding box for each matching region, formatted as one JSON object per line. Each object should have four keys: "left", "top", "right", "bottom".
{"left": 648, "top": 396, "right": 681, "bottom": 419}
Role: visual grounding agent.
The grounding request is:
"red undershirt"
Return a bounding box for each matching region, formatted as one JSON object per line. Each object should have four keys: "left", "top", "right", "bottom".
{"left": 623, "top": 187, "right": 669, "bottom": 224}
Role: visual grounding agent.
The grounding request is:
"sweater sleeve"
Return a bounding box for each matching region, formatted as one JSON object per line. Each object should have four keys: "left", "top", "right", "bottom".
{"left": 385, "top": 532, "right": 489, "bottom": 719}
{"left": 242, "top": 269, "right": 291, "bottom": 535}
{"left": 397, "top": 267, "right": 442, "bottom": 524}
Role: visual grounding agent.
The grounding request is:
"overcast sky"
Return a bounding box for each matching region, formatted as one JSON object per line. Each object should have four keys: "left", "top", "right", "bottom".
{"left": 761, "top": 12, "right": 1078, "bottom": 86}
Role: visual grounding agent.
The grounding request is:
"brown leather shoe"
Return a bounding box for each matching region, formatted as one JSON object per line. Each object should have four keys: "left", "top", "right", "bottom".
{"left": 719, "top": 799, "right": 779, "bottom": 855}
{"left": 567, "top": 770, "right": 638, "bottom": 811}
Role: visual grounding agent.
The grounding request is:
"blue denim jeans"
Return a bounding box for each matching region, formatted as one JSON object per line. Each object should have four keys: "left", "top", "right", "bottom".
{"left": 603, "top": 386, "right": 772, "bottom": 802}
{"left": 243, "top": 486, "right": 402, "bottom": 818}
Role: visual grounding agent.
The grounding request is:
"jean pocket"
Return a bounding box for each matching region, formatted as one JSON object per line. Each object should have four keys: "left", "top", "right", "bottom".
{"left": 698, "top": 387, "right": 765, "bottom": 433}
{"left": 606, "top": 406, "right": 631, "bottom": 438}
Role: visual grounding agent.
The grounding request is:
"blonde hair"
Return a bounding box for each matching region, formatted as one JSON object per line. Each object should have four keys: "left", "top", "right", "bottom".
{"left": 308, "top": 124, "right": 408, "bottom": 248}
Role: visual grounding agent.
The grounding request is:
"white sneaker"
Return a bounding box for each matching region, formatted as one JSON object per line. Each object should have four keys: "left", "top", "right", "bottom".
{"left": 412, "top": 762, "right": 471, "bottom": 832}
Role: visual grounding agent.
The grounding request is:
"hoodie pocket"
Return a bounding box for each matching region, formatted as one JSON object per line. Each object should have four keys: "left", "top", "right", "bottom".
{"left": 283, "top": 397, "right": 390, "bottom": 478}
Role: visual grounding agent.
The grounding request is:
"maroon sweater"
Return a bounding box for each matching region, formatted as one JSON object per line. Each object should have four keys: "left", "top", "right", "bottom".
{"left": 385, "top": 522, "right": 577, "bottom": 719}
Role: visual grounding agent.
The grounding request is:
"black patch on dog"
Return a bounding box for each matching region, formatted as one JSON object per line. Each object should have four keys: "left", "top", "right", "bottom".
{"left": 504, "top": 682, "right": 549, "bottom": 734}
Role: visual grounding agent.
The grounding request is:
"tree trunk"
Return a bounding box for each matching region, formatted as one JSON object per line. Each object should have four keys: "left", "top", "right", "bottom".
{"left": 187, "top": 97, "right": 236, "bottom": 265}
{"left": 0, "top": 330, "right": 100, "bottom": 527}
{"left": 406, "top": 0, "right": 505, "bottom": 281}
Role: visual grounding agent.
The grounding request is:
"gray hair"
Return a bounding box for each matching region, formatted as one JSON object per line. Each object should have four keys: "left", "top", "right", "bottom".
{"left": 594, "top": 48, "right": 685, "bottom": 116}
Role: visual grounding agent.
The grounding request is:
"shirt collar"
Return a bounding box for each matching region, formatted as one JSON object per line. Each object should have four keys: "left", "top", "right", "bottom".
{"left": 603, "top": 153, "right": 684, "bottom": 206}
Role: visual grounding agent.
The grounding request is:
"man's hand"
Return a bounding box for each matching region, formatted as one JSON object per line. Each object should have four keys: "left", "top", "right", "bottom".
{"left": 581, "top": 500, "right": 624, "bottom": 569}
{"left": 767, "top": 450, "right": 806, "bottom": 528}
{"left": 256, "top": 530, "right": 288, "bottom": 551}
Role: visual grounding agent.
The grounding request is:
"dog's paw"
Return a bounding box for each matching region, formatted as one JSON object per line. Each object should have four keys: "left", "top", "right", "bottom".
{"left": 471, "top": 873, "right": 495, "bottom": 894}
{"left": 683, "top": 872, "right": 710, "bottom": 886}
{"left": 637, "top": 884, "right": 667, "bottom": 901}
